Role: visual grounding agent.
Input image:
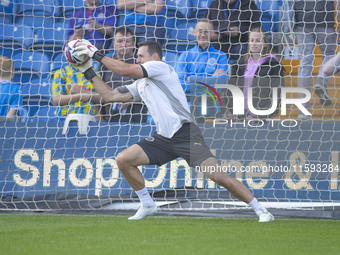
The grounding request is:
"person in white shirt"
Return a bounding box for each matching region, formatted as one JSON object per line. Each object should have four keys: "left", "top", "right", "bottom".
{"left": 69, "top": 39, "right": 274, "bottom": 222}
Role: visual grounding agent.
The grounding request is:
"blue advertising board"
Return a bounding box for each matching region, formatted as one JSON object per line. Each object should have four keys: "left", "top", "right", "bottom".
{"left": 0, "top": 121, "right": 339, "bottom": 202}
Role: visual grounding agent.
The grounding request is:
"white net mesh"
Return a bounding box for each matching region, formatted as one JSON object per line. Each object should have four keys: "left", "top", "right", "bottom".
{"left": 0, "top": 0, "right": 339, "bottom": 213}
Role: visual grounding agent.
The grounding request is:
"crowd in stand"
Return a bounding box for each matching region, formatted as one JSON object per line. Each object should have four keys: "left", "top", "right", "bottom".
{"left": 0, "top": 0, "right": 338, "bottom": 122}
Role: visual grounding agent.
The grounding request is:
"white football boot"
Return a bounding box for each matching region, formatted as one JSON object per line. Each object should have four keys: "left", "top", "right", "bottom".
{"left": 128, "top": 205, "right": 158, "bottom": 220}
{"left": 257, "top": 210, "right": 275, "bottom": 223}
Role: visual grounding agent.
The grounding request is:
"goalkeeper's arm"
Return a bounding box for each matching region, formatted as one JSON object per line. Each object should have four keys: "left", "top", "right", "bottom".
{"left": 69, "top": 59, "right": 133, "bottom": 103}
{"left": 91, "top": 76, "right": 133, "bottom": 103}
{"left": 100, "top": 57, "right": 144, "bottom": 79}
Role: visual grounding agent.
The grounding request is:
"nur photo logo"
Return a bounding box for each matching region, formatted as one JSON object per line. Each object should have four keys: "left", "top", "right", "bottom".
{"left": 198, "top": 82, "right": 223, "bottom": 115}
{"left": 198, "top": 83, "right": 312, "bottom": 127}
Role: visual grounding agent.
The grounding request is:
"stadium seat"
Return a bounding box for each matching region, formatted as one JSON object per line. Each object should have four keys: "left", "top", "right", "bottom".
{"left": 15, "top": 16, "right": 49, "bottom": 29}
{"left": 21, "top": 78, "right": 53, "bottom": 117}
{"left": 16, "top": 0, "right": 55, "bottom": 17}
{"left": 50, "top": 53, "right": 68, "bottom": 78}
{"left": 0, "top": 24, "right": 33, "bottom": 49}
{"left": 256, "top": 0, "right": 281, "bottom": 33}
{"left": 0, "top": 24, "right": 33, "bottom": 57}
{"left": 162, "top": 51, "right": 178, "bottom": 68}
{"left": 165, "top": 20, "right": 196, "bottom": 53}
{"left": 12, "top": 51, "right": 51, "bottom": 83}
{"left": 165, "top": 0, "right": 193, "bottom": 29}
{"left": 17, "top": 107, "right": 29, "bottom": 122}
{"left": 0, "top": 46, "right": 16, "bottom": 58}
{"left": 57, "top": 0, "right": 85, "bottom": 18}
{"left": 21, "top": 78, "right": 52, "bottom": 100}
{"left": 29, "top": 19, "right": 68, "bottom": 59}
{"left": 33, "top": 106, "right": 60, "bottom": 122}
{"left": 0, "top": 0, "right": 18, "bottom": 23}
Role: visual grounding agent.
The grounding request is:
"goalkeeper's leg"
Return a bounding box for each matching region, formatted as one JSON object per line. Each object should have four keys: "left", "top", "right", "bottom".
{"left": 201, "top": 157, "right": 274, "bottom": 222}
{"left": 116, "top": 144, "right": 157, "bottom": 220}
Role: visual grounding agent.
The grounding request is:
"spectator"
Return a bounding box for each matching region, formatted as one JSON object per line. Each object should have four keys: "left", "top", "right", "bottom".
{"left": 117, "top": 0, "right": 165, "bottom": 45}
{"left": 205, "top": 0, "right": 261, "bottom": 63}
{"left": 293, "top": 0, "right": 340, "bottom": 114}
{"left": 52, "top": 63, "right": 103, "bottom": 121}
{"left": 100, "top": 27, "right": 147, "bottom": 122}
{"left": 68, "top": 0, "right": 117, "bottom": 51}
{"left": 0, "top": 56, "right": 22, "bottom": 118}
{"left": 176, "top": 19, "right": 228, "bottom": 119}
{"left": 176, "top": 19, "right": 228, "bottom": 93}
{"left": 227, "top": 27, "right": 284, "bottom": 119}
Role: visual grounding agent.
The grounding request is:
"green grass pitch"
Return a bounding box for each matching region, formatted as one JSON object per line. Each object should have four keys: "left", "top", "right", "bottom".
{"left": 0, "top": 214, "right": 339, "bottom": 255}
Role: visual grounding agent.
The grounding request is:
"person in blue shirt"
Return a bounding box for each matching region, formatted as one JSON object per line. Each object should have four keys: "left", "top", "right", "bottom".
{"left": 0, "top": 56, "right": 22, "bottom": 118}
{"left": 176, "top": 19, "right": 228, "bottom": 94}
{"left": 68, "top": 0, "right": 117, "bottom": 51}
{"left": 117, "top": 0, "right": 165, "bottom": 45}
{"left": 176, "top": 19, "right": 228, "bottom": 119}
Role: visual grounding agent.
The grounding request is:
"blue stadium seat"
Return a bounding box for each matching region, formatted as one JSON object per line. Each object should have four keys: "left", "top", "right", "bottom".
{"left": 17, "top": 0, "right": 55, "bottom": 17}
{"left": 50, "top": 53, "right": 68, "bottom": 78}
{"left": 57, "top": 0, "right": 84, "bottom": 18}
{"left": 12, "top": 51, "right": 51, "bottom": 83}
{"left": 0, "top": 24, "right": 33, "bottom": 57}
{"left": 21, "top": 78, "right": 52, "bottom": 100}
{"left": 256, "top": 0, "right": 281, "bottom": 33}
{"left": 0, "top": 24, "right": 33, "bottom": 49}
{"left": 29, "top": 19, "right": 68, "bottom": 59}
{"left": 0, "top": 0, "right": 18, "bottom": 23}
{"left": 15, "top": 16, "right": 49, "bottom": 29}
{"left": 165, "top": 0, "right": 193, "bottom": 29}
{"left": 33, "top": 106, "right": 61, "bottom": 123}
{"left": 166, "top": 20, "right": 196, "bottom": 53}
{"left": 162, "top": 51, "right": 178, "bottom": 68}
{"left": 17, "top": 107, "right": 29, "bottom": 122}
{"left": 21, "top": 78, "right": 53, "bottom": 117}
{"left": 0, "top": 46, "right": 17, "bottom": 58}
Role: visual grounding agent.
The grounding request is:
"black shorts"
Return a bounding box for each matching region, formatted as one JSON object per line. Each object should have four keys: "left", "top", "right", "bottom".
{"left": 137, "top": 123, "right": 214, "bottom": 167}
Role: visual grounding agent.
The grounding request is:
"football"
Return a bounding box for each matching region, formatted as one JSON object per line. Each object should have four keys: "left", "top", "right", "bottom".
{"left": 64, "top": 39, "right": 89, "bottom": 65}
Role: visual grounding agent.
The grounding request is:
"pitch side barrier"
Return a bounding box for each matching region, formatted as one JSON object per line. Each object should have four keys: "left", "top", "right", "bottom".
{"left": 0, "top": 121, "right": 339, "bottom": 208}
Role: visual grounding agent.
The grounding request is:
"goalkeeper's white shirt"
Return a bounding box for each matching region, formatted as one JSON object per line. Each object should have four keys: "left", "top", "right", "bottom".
{"left": 126, "top": 61, "right": 192, "bottom": 138}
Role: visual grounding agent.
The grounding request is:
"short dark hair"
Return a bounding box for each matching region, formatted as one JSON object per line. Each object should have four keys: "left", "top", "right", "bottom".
{"left": 138, "top": 41, "right": 163, "bottom": 59}
{"left": 114, "top": 27, "right": 135, "bottom": 42}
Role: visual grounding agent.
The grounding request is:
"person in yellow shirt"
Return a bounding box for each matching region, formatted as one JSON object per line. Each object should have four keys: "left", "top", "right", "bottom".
{"left": 52, "top": 64, "right": 102, "bottom": 121}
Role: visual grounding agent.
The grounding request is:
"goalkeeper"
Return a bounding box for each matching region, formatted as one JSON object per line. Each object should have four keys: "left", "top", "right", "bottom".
{"left": 70, "top": 39, "right": 274, "bottom": 222}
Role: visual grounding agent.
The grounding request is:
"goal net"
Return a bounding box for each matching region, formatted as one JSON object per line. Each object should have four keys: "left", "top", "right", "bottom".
{"left": 0, "top": 0, "right": 339, "bottom": 217}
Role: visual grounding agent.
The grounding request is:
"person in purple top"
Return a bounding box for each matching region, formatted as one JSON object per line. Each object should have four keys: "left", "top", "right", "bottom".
{"left": 226, "top": 27, "right": 284, "bottom": 119}
{"left": 68, "top": 0, "right": 117, "bottom": 50}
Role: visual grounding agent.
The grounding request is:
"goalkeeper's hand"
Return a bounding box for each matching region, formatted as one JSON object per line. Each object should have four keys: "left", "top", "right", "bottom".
{"left": 74, "top": 39, "right": 98, "bottom": 58}
{"left": 69, "top": 58, "right": 93, "bottom": 73}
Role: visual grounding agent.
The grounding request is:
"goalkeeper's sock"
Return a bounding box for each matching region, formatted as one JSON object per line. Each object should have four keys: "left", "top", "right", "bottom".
{"left": 135, "top": 187, "right": 156, "bottom": 207}
{"left": 248, "top": 197, "right": 268, "bottom": 215}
